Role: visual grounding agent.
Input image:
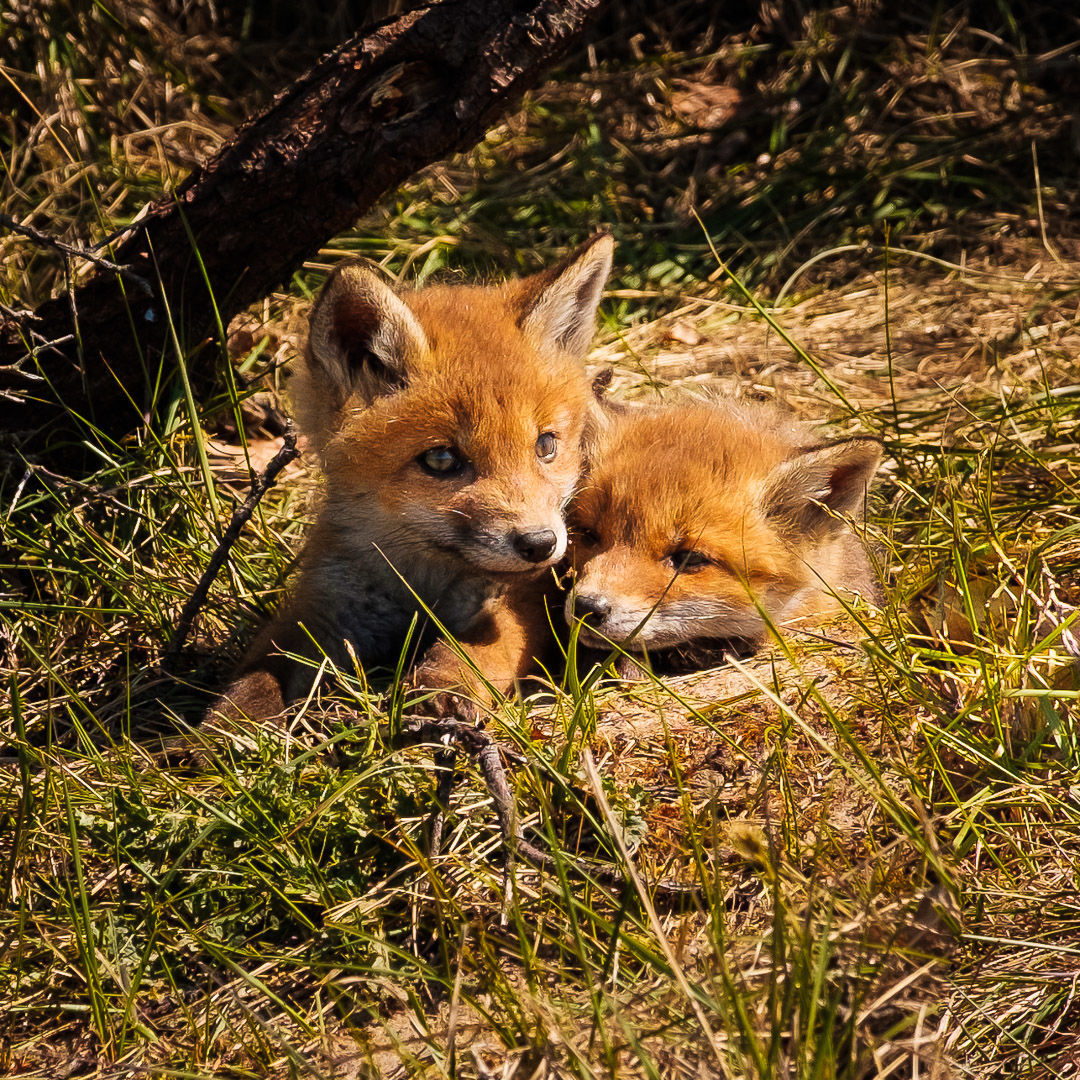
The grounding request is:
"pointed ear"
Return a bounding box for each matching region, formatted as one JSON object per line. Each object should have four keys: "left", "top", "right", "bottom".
{"left": 306, "top": 260, "right": 429, "bottom": 405}
{"left": 761, "top": 438, "right": 882, "bottom": 536}
{"left": 510, "top": 233, "right": 614, "bottom": 360}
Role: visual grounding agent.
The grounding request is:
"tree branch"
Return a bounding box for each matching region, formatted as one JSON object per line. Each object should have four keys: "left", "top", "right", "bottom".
{"left": 0, "top": 0, "right": 608, "bottom": 459}
{"left": 0, "top": 213, "right": 151, "bottom": 293}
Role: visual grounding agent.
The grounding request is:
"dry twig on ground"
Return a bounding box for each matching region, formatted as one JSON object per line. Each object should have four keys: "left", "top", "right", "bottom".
{"left": 168, "top": 424, "right": 300, "bottom": 657}
{"left": 400, "top": 716, "right": 701, "bottom": 897}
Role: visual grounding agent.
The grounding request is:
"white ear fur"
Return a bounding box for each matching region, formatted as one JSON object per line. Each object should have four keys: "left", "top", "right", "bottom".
{"left": 520, "top": 233, "right": 614, "bottom": 359}
{"left": 761, "top": 438, "right": 882, "bottom": 536}
{"left": 307, "top": 261, "right": 429, "bottom": 404}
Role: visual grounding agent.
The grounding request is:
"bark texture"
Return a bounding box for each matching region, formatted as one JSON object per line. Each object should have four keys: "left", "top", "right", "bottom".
{"left": 0, "top": 0, "right": 606, "bottom": 455}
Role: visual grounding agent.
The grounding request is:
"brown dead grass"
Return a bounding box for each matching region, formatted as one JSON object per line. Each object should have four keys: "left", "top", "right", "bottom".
{"left": 597, "top": 240, "right": 1080, "bottom": 422}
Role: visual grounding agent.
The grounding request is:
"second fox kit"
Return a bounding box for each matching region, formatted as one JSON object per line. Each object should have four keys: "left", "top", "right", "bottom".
{"left": 217, "top": 235, "right": 614, "bottom": 721}
{"left": 566, "top": 396, "right": 881, "bottom": 664}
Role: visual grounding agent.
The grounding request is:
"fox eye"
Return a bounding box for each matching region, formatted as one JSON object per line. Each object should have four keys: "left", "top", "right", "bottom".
{"left": 418, "top": 446, "right": 464, "bottom": 476}
{"left": 575, "top": 526, "right": 601, "bottom": 547}
{"left": 670, "top": 549, "right": 711, "bottom": 573}
{"left": 536, "top": 432, "right": 558, "bottom": 462}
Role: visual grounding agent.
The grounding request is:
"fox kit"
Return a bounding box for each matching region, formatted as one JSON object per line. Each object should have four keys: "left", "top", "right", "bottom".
{"left": 566, "top": 396, "right": 881, "bottom": 668}
{"left": 216, "top": 235, "right": 614, "bottom": 721}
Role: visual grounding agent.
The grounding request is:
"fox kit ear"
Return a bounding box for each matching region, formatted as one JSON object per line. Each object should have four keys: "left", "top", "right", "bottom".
{"left": 307, "top": 260, "right": 429, "bottom": 404}
{"left": 512, "top": 232, "right": 614, "bottom": 360}
{"left": 761, "top": 438, "right": 882, "bottom": 536}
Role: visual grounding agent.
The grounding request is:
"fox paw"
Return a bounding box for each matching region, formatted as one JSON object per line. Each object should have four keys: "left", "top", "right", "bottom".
{"left": 415, "top": 687, "right": 483, "bottom": 726}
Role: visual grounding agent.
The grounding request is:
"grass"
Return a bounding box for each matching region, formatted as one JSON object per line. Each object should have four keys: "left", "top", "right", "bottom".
{"left": 3, "top": 0, "right": 1080, "bottom": 1076}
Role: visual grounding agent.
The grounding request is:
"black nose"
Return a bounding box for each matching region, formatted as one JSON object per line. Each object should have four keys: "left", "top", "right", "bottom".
{"left": 512, "top": 528, "right": 558, "bottom": 563}
{"left": 573, "top": 594, "right": 611, "bottom": 622}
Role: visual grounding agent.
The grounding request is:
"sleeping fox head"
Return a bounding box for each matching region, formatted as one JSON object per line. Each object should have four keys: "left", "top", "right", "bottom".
{"left": 291, "top": 235, "right": 614, "bottom": 575}
{"left": 566, "top": 398, "right": 881, "bottom": 654}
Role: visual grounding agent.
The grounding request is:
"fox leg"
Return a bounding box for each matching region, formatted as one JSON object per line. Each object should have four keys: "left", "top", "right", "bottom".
{"left": 207, "top": 606, "right": 323, "bottom": 726}
{"left": 408, "top": 577, "right": 562, "bottom": 721}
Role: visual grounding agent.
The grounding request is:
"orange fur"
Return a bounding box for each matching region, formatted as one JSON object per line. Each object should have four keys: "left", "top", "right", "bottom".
{"left": 215, "top": 236, "right": 614, "bottom": 722}
{"left": 566, "top": 396, "right": 881, "bottom": 664}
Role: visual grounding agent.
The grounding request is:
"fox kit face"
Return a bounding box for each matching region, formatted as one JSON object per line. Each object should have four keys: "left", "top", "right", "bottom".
{"left": 213, "top": 238, "right": 616, "bottom": 723}
{"left": 293, "top": 235, "right": 614, "bottom": 576}
{"left": 566, "top": 400, "right": 881, "bottom": 653}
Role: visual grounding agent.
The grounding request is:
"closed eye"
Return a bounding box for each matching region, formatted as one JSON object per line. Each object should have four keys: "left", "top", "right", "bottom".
{"left": 574, "top": 526, "right": 602, "bottom": 547}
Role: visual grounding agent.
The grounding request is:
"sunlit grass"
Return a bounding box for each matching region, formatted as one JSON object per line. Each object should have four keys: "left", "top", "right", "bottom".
{"left": 3, "top": 0, "right": 1080, "bottom": 1076}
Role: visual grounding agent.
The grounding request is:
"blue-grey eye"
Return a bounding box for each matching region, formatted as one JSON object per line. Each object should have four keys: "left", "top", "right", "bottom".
{"left": 536, "top": 432, "right": 557, "bottom": 462}
{"left": 419, "top": 446, "right": 463, "bottom": 475}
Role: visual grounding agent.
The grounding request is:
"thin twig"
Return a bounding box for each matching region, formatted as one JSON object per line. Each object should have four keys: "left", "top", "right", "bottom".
{"left": 0, "top": 297, "right": 73, "bottom": 388}
{"left": 399, "top": 717, "right": 701, "bottom": 897}
{"left": 168, "top": 424, "right": 300, "bottom": 656}
{"left": 427, "top": 749, "right": 460, "bottom": 859}
{"left": 18, "top": 462, "right": 148, "bottom": 517}
{"left": 1, "top": 212, "right": 153, "bottom": 295}
{"left": 0, "top": 301, "right": 34, "bottom": 322}
{"left": 63, "top": 254, "right": 86, "bottom": 397}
